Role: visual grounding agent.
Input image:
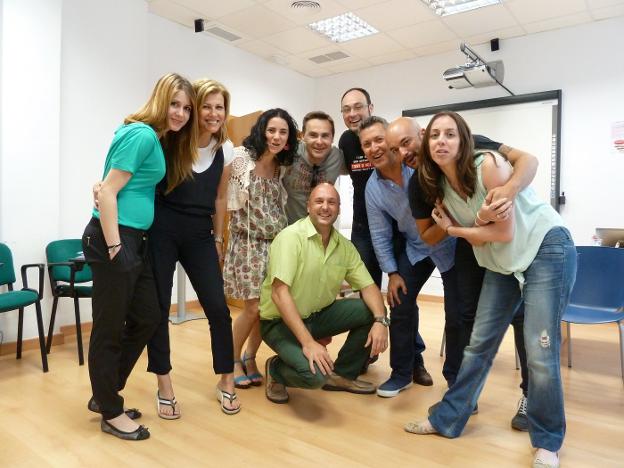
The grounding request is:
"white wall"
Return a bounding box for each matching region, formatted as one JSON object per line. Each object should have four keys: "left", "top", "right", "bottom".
{"left": 0, "top": 0, "right": 62, "bottom": 343}
{"left": 316, "top": 17, "right": 624, "bottom": 295}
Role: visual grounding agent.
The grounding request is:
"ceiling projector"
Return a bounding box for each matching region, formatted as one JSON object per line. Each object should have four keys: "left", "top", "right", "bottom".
{"left": 443, "top": 60, "right": 504, "bottom": 89}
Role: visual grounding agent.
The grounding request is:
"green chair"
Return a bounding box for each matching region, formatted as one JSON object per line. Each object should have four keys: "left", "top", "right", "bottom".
{"left": 0, "top": 242, "right": 48, "bottom": 372}
{"left": 45, "top": 239, "right": 92, "bottom": 365}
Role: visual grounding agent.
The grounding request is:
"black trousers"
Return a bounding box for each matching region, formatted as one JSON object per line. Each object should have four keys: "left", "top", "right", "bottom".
{"left": 454, "top": 237, "right": 529, "bottom": 394}
{"left": 146, "top": 205, "right": 233, "bottom": 376}
{"left": 83, "top": 218, "right": 160, "bottom": 420}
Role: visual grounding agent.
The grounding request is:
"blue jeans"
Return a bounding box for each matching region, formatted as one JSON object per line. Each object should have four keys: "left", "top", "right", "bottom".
{"left": 429, "top": 227, "right": 577, "bottom": 452}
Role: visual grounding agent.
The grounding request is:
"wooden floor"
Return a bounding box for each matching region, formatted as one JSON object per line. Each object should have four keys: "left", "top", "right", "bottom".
{"left": 1, "top": 300, "right": 622, "bottom": 468}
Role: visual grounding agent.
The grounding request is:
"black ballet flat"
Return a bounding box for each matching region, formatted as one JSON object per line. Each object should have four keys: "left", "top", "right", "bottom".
{"left": 88, "top": 396, "right": 142, "bottom": 420}
{"left": 100, "top": 419, "right": 150, "bottom": 441}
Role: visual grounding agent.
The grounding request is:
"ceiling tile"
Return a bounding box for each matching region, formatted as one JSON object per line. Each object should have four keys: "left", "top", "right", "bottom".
{"left": 264, "top": 0, "right": 348, "bottom": 25}
{"left": 590, "top": 3, "right": 624, "bottom": 19}
{"left": 339, "top": 33, "right": 405, "bottom": 58}
{"left": 148, "top": 0, "right": 201, "bottom": 28}
{"left": 354, "top": 0, "right": 433, "bottom": 30}
{"left": 586, "top": 0, "right": 624, "bottom": 8}
{"left": 323, "top": 57, "right": 372, "bottom": 73}
{"left": 173, "top": 0, "right": 256, "bottom": 19}
{"left": 442, "top": 4, "right": 518, "bottom": 37}
{"left": 336, "top": 0, "right": 388, "bottom": 9}
{"left": 505, "top": 0, "right": 587, "bottom": 24}
{"left": 263, "top": 27, "right": 332, "bottom": 54}
{"left": 237, "top": 39, "right": 288, "bottom": 58}
{"left": 218, "top": 4, "right": 294, "bottom": 38}
{"left": 412, "top": 39, "right": 458, "bottom": 57}
{"left": 463, "top": 25, "right": 526, "bottom": 46}
{"left": 368, "top": 49, "right": 417, "bottom": 66}
{"left": 388, "top": 20, "right": 457, "bottom": 48}
{"left": 523, "top": 12, "right": 592, "bottom": 34}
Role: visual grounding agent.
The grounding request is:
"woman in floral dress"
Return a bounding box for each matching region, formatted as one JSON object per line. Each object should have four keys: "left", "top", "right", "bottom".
{"left": 224, "top": 108, "right": 298, "bottom": 388}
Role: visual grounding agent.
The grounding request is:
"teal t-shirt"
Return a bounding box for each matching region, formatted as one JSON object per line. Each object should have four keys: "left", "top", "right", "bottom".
{"left": 92, "top": 122, "right": 166, "bottom": 230}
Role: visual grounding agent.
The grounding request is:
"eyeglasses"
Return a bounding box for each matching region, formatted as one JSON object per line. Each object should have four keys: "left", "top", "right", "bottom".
{"left": 310, "top": 165, "right": 321, "bottom": 189}
{"left": 341, "top": 103, "right": 367, "bottom": 114}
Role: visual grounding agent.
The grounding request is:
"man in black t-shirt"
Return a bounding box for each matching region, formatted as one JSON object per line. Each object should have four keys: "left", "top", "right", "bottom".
{"left": 386, "top": 116, "right": 535, "bottom": 431}
{"left": 338, "top": 88, "right": 382, "bottom": 287}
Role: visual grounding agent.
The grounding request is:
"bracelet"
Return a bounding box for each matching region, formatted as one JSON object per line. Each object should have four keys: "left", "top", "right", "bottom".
{"left": 475, "top": 211, "right": 488, "bottom": 226}
{"left": 107, "top": 242, "right": 121, "bottom": 251}
{"left": 214, "top": 236, "right": 224, "bottom": 243}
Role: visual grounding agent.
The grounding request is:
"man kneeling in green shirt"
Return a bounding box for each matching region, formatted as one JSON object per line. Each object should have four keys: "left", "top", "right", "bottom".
{"left": 259, "top": 183, "right": 389, "bottom": 403}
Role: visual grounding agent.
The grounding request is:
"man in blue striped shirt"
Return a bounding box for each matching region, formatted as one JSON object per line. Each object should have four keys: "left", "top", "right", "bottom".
{"left": 359, "top": 116, "right": 458, "bottom": 398}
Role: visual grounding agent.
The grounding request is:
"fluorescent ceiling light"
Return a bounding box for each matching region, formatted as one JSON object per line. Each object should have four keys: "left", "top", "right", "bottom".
{"left": 308, "top": 12, "right": 378, "bottom": 43}
{"left": 421, "top": 0, "right": 501, "bottom": 16}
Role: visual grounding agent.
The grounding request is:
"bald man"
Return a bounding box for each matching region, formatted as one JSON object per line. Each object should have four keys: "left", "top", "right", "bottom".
{"left": 259, "top": 183, "right": 389, "bottom": 404}
{"left": 388, "top": 116, "right": 536, "bottom": 431}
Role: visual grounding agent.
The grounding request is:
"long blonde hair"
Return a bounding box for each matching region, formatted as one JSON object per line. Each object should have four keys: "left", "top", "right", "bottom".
{"left": 125, "top": 73, "right": 199, "bottom": 194}
{"left": 193, "top": 78, "right": 231, "bottom": 150}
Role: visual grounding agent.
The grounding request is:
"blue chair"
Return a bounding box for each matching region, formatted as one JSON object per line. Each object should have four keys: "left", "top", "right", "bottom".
{"left": 562, "top": 246, "right": 624, "bottom": 384}
{"left": 0, "top": 243, "right": 48, "bottom": 372}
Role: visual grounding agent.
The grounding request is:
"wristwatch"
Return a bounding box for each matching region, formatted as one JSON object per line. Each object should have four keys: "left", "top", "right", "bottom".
{"left": 374, "top": 316, "right": 390, "bottom": 327}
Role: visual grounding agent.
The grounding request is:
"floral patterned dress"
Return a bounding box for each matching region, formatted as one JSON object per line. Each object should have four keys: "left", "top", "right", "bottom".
{"left": 224, "top": 170, "right": 287, "bottom": 299}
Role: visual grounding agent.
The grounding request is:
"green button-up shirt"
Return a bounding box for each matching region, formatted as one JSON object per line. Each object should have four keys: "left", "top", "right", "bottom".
{"left": 259, "top": 216, "right": 374, "bottom": 321}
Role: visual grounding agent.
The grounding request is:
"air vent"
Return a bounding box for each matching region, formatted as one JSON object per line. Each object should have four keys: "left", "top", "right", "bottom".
{"left": 309, "top": 51, "right": 349, "bottom": 64}
{"left": 291, "top": 1, "right": 321, "bottom": 10}
{"left": 205, "top": 26, "right": 241, "bottom": 42}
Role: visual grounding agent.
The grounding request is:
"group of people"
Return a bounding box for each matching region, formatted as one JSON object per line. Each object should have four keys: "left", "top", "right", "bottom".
{"left": 82, "top": 73, "right": 576, "bottom": 468}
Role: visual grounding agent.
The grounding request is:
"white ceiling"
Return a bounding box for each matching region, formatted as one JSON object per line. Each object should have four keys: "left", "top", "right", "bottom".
{"left": 147, "top": 0, "right": 624, "bottom": 77}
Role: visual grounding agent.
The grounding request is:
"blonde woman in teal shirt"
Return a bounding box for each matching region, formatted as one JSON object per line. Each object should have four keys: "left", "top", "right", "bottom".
{"left": 82, "top": 73, "right": 198, "bottom": 441}
{"left": 404, "top": 111, "right": 576, "bottom": 468}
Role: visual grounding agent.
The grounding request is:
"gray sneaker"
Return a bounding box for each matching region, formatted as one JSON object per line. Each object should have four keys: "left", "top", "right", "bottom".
{"left": 265, "top": 356, "right": 289, "bottom": 404}
{"left": 511, "top": 395, "right": 529, "bottom": 431}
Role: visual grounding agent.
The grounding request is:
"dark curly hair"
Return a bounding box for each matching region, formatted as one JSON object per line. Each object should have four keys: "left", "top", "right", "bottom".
{"left": 418, "top": 111, "right": 475, "bottom": 205}
{"left": 242, "top": 108, "right": 298, "bottom": 166}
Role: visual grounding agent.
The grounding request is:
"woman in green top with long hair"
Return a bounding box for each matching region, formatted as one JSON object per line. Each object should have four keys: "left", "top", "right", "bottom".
{"left": 82, "top": 73, "right": 198, "bottom": 441}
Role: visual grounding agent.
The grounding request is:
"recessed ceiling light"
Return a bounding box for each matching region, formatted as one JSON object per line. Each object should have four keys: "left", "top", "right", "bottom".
{"left": 421, "top": 0, "right": 502, "bottom": 17}
{"left": 308, "top": 12, "right": 378, "bottom": 43}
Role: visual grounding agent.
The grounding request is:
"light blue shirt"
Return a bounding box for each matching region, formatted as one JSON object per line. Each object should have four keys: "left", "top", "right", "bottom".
{"left": 365, "top": 164, "right": 456, "bottom": 274}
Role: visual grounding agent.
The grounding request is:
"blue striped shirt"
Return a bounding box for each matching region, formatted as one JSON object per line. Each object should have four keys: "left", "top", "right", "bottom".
{"left": 365, "top": 164, "right": 455, "bottom": 273}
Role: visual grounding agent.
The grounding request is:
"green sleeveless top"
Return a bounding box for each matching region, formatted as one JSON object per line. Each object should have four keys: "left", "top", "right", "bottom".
{"left": 442, "top": 153, "right": 564, "bottom": 282}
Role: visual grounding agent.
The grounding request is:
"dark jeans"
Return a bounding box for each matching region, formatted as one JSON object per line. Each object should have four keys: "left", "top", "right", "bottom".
{"left": 146, "top": 205, "right": 233, "bottom": 375}
{"left": 82, "top": 217, "right": 160, "bottom": 420}
{"left": 390, "top": 253, "right": 454, "bottom": 380}
{"left": 351, "top": 222, "right": 382, "bottom": 288}
{"left": 261, "top": 299, "right": 374, "bottom": 388}
{"left": 453, "top": 238, "right": 528, "bottom": 394}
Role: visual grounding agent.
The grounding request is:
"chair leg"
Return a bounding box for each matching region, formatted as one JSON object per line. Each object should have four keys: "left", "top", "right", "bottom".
{"left": 17, "top": 308, "right": 24, "bottom": 359}
{"left": 567, "top": 322, "right": 572, "bottom": 368}
{"left": 618, "top": 320, "right": 624, "bottom": 386}
{"left": 46, "top": 296, "right": 59, "bottom": 354}
{"left": 74, "top": 297, "right": 84, "bottom": 366}
{"left": 440, "top": 331, "right": 446, "bottom": 357}
{"left": 35, "top": 300, "right": 49, "bottom": 372}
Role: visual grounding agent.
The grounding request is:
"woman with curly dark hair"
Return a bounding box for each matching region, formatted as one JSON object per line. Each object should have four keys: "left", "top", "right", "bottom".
{"left": 223, "top": 108, "right": 298, "bottom": 388}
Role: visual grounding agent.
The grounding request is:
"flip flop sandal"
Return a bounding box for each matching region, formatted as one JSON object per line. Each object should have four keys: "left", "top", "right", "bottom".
{"left": 157, "top": 391, "right": 181, "bottom": 420}
{"left": 87, "top": 396, "right": 142, "bottom": 420}
{"left": 242, "top": 352, "right": 263, "bottom": 386}
{"left": 234, "top": 360, "right": 252, "bottom": 389}
{"left": 216, "top": 386, "right": 241, "bottom": 415}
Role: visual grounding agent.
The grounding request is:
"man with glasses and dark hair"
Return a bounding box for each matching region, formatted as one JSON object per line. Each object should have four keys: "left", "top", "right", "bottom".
{"left": 282, "top": 111, "right": 346, "bottom": 224}
{"left": 338, "top": 88, "right": 383, "bottom": 287}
